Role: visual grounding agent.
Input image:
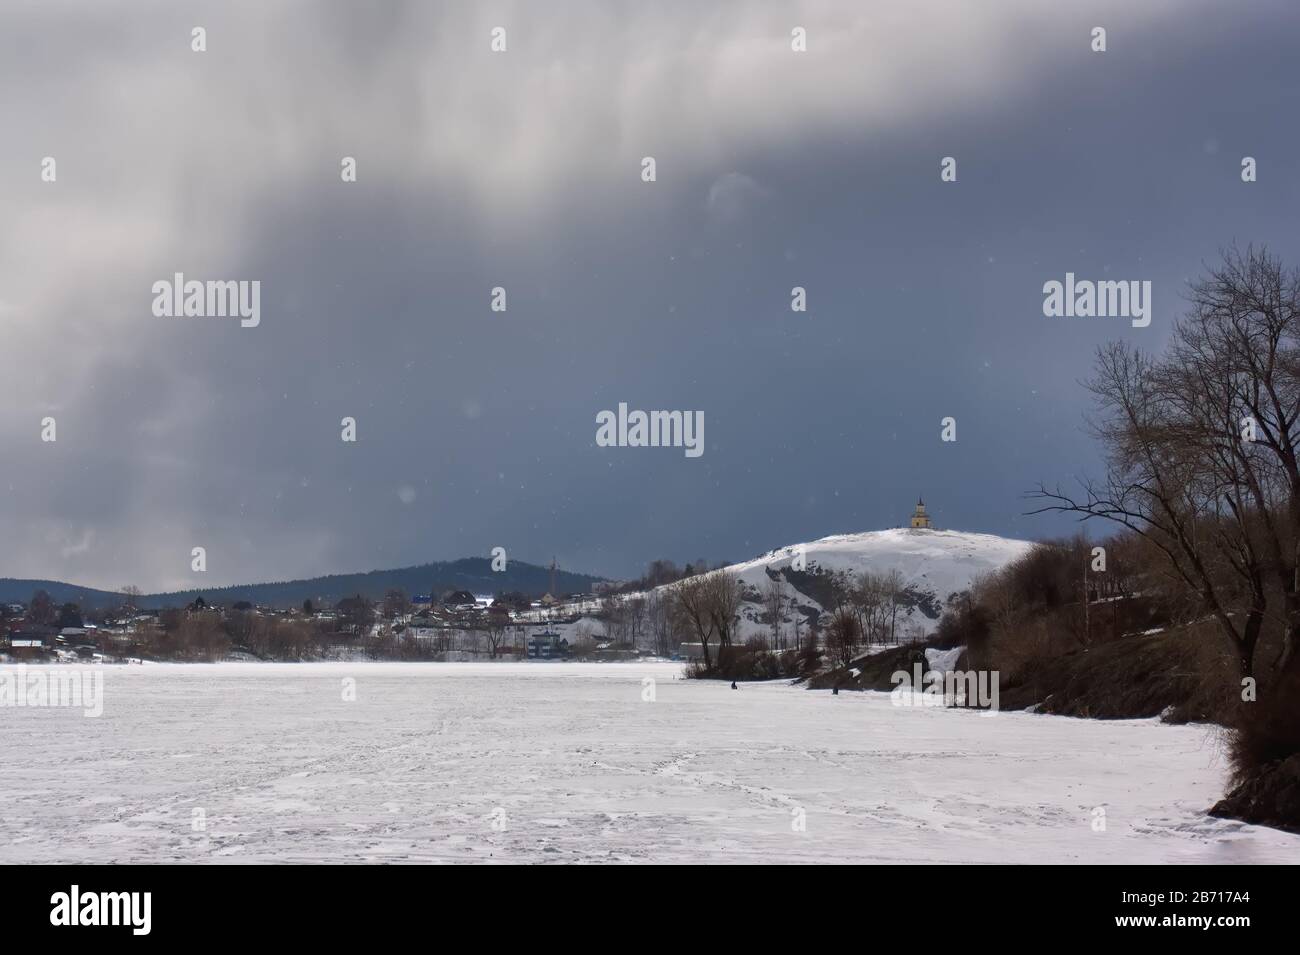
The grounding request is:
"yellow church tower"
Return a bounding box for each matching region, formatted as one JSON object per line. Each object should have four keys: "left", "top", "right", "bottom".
{"left": 910, "top": 497, "right": 932, "bottom": 529}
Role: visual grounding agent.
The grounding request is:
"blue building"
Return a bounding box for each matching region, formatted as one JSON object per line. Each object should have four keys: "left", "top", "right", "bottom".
{"left": 527, "top": 630, "right": 569, "bottom": 659}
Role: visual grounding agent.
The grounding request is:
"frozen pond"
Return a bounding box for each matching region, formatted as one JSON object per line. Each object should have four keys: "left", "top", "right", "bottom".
{"left": 2, "top": 661, "right": 1296, "bottom": 863}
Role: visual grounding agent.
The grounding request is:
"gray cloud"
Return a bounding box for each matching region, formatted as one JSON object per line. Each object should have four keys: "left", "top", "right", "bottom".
{"left": 2, "top": 0, "right": 1298, "bottom": 590}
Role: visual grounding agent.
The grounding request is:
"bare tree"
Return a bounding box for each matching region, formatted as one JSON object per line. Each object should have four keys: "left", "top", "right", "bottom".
{"left": 624, "top": 596, "right": 647, "bottom": 652}
{"left": 825, "top": 606, "right": 862, "bottom": 668}
{"left": 571, "top": 621, "right": 598, "bottom": 658}
{"left": 671, "top": 570, "right": 746, "bottom": 670}
{"left": 382, "top": 588, "right": 409, "bottom": 620}
{"left": 764, "top": 576, "right": 787, "bottom": 649}
{"left": 119, "top": 585, "right": 143, "bottom": 614}
{"left": 852, "top": 572, "right": 885, "bottom": 645}
{"left": 645, "top": 559, "right": 681, "bottom": 588}
{"left": 600, "top": 593, "right": 627, "bottom": 646}
{"left": 705, "top": 571, "right": 744, "bottom": 657}
{"left": 1031, "top": 246, "right": 1300, "bottom": 677}
{"left": 674, "top": 575, "right": 716, "bottom": 670}
{"left": 336, "top": 594, "right": 376, "bottom": 638}
{"left": 646, "top": 591, "right": 674, "bottom": 657}
{"left": 28, "top": 589, "right": 56, "bottom": 625}
{"left": 226, "top": 607, "right": 255, "bottom": 647}
{"left": 482, "top": 608, "right": 509, "bottom": 659}
{"left": 880, "top": 569, "right": 905, "bottom": 644}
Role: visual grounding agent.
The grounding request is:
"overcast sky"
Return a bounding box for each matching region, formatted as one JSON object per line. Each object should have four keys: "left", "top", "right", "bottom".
{"left": 3, "top": 0, "right": 1299, "bottom": 591}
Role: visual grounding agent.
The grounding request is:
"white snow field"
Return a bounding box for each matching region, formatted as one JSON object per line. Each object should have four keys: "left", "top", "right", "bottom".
{"left": 3, "top": 661, "right": 1296, "bottom": 864}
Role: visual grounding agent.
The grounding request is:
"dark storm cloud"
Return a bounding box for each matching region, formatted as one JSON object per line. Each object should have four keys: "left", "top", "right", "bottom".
{"left": 2, "top": 0, "right": 1298, "bottom": 589}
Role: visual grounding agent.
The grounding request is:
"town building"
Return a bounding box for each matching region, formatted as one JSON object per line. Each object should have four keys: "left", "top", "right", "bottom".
{"left": 528, "top": 630, "right": 569, "bottom": 659}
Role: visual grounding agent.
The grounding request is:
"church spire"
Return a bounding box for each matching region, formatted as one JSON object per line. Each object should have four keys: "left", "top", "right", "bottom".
{"left": 910, "top": 497, "right": 932, "bottom": 529}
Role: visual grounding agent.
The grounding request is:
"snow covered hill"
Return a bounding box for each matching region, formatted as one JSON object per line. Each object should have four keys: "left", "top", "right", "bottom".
{"left": 525, "top": 527, "right": 1034, "bottom": 645}
{"left": 718, "top": 527, "right": 1034, "bottom": 642}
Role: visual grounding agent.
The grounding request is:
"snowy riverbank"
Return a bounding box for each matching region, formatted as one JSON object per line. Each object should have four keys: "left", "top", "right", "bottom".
{"left": 3, "top": 662, "right": 1297, "bottom": 863}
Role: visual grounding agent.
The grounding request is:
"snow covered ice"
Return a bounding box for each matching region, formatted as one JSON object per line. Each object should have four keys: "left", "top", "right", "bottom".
{"left": 2, "top": 661, "right": 1296, "bottom": 864}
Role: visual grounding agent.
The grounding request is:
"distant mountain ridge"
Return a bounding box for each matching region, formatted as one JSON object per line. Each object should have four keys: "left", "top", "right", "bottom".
{"left": 0, "top": 558, "right": 608, "bottom": 610}
{"left": 3, "top": 529, "right": 1033, "bottom": 620}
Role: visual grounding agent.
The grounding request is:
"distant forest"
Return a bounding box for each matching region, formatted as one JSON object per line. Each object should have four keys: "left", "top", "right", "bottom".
{"left": 0, "top": 557, "right": 607, "bottom": 610}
